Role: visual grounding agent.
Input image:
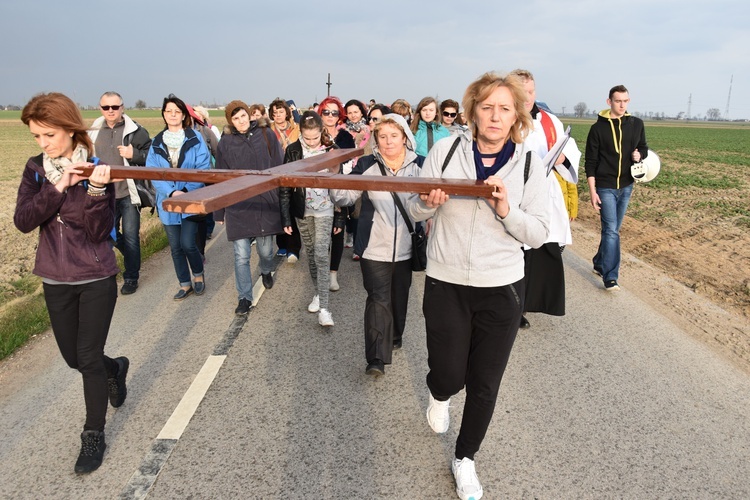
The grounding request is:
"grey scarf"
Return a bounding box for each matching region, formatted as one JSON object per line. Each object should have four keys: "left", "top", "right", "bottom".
{"left": 42, "top": 145, "right": 89, "bottom": 184}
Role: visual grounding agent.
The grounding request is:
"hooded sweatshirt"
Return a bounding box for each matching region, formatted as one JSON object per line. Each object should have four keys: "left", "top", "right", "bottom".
{"left": 407, "top": 130, "right": 550, "bottom": 288}
{"left": 330, "top": 114, "right": 424, "bottom": 263}
{"left": 585, "top": 109, "right": 648, "bottom": 190}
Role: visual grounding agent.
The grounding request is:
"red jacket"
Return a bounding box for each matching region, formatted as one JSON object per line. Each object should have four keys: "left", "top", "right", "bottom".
{"left": 14, "top": 154, "right": 120, "bottom": 282}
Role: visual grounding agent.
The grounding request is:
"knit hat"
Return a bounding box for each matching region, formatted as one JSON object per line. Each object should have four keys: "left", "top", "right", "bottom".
{"left": 225, "top": 100, "right": 251, "bottom": 125}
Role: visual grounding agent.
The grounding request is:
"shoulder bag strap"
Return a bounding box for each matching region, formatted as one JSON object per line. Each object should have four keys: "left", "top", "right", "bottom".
{"left": 376, "top": 160, "right": 415, "bottom": 235}
{"left": 441, "top": 137, "right": 462, "bottom": 173}
{"left": 524, "top": 151, "right": 532, "bottom": 184}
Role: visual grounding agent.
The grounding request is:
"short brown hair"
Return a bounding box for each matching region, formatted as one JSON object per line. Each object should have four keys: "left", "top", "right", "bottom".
{"left": 609, "top": 85, "right": 629, "bottom": 99}
{"left": 269, "top": 98, "right": 292, "bottom": 121}
{"left": 440, "top": 99, "right": 464, "bottom": 125}
{"left": 21, "top": 92, "right": 93, "bottom": 152}
{"left": 462, "top": 72, "right": 532, "bottom": 144}
{"left": 390, "top": 99, "right": 412, "bottom": 123}
{"left": 248, "top": 103, "right": 266, "bottom": 117}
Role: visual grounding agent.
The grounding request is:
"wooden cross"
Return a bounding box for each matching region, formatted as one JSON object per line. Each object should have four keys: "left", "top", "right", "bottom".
{"left": 80, "top": 148, "right": 494, "bottom": 215}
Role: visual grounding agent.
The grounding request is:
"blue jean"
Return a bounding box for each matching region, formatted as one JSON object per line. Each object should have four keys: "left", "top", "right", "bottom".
{"left": 593, "top": 184, "right": 633, "bottom": 282}
{"left": 233, "top": 235, "right": 275, "bottom": 301}
{"left": 163, "top": 220, "right": 204, "bottom": 287}
{"left": 115, "top": 196, "right": 141, "bottom": 281}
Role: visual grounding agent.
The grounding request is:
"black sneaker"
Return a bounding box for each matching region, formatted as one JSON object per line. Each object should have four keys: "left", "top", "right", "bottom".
{"left": 520, "top": 316, "right": 531, "bottom": 329}
{"left": 604, "top": 280, "right": 621, "bottom": 291}
{"left": 108, "top": 357, "right": 129, "bottom": 408}
{"left": 235, "top": 298, "right": 252, "bottom": 315}
{"left": 262, "top": 273, "right": 274, "bottom": 289}
{"left": 393, "top": 339, "right": 402, "bottom": 350}
{"left": 121, "top": 280, "right": 138, "bottom": 295}
{"left": 74, "top": 430, "right": 106, "bottom": 474}
{"left": 365, "top": 359, "right": 385, "bottom": 376}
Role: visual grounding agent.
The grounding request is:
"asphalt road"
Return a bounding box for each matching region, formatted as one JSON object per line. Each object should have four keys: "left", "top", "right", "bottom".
{"left": 1, "top": 229, "right": 748, "bottom": 499}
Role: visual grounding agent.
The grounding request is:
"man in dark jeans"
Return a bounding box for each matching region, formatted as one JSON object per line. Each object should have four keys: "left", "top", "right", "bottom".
{"left": 88, "top": 92, "right": 152, "bottom": 294}
{"left": 585, "top": 85, "right": 648, "bottom": 291}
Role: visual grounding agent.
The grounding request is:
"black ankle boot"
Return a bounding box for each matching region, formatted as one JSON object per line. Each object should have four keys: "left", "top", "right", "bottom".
{"left": 74, "top": 430, "right": 106, "bottom": 473}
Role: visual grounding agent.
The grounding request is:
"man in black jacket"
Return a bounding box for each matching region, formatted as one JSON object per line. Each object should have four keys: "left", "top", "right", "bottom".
{"left": 585, "top": 85, "right": 648, "bottom": 291}
{"left": 89, "top": 92, "right": 152, "bottom": 295}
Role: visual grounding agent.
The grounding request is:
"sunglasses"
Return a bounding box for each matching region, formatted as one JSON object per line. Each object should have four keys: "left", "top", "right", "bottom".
{"left": 321, "top": 110, "right": 340, "bottom": 117}
{"left": 368, "top": 116, "right": 380, "bottom": 123}
{"left": 442, "top": 111, "right": 457, "bottom": 118}
{"left": 101, "top": 105, "right": 123, "bottom": 111}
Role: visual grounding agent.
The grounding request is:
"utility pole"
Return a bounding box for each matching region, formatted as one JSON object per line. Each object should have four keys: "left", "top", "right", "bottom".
{"left": 725, "top": 75, "right": 733, "bottom": 120}
{"left": 687, "top": 94, "right": 692, "bottom": 121}
{"left": 326, "top": 73, "right": 332, "bottom": 97}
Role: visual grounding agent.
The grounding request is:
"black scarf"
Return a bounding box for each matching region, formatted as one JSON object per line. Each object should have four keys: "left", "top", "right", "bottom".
{"left": 473, "top": 140, "right": 516, "bottom": 180}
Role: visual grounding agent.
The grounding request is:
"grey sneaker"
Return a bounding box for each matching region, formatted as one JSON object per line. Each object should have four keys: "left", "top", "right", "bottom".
{"left": 426, "top": 392, "right": 450, "bottom": 433}
{"left": 318, "top": 308, "right": 334, "bottom": 327}
{"left": 329, "top": 271, "right": 340, "bottom": 291}
{"left": 308, "top": 295, "right": 320, "bottom": 313}
{"left": 451, "top": 457, "right": 483, "bottom": 500}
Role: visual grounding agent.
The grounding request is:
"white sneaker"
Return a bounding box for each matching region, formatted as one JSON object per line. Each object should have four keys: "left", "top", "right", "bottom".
{"left": 318, "top": 308, "right": 334, "bottom": 327}
{"left": 344, "top": 233, "right": 354, "bottom": 248}
{"left": 307, "top": 295, "right": 320, "bottom": 313}
{"left": 329, "top": 271, "right": 340, "bottom": 291}
{"left": 451, "top": 457, "right": 483, "bottom": 500}
{"left": 287, "top": 253, "right": 298, "bottom": 264}
{"left": 426, "top": 392, "right": 450, "bottom": 433}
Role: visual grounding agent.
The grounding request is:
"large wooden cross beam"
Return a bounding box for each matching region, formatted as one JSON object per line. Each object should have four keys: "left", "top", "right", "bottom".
{"left": 80, "top": 148, "right": 494, "bottom": 215}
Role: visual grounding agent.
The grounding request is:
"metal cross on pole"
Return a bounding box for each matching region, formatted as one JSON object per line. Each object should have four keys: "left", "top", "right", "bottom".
{"left": 79, "top": 148, "right": 494, "bottom": 215}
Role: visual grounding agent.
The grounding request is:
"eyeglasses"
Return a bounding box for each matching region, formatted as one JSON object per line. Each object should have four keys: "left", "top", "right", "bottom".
{"left": 101, "top": 105, "right": 123, "bottom": 111}
{"left": 442, "top": 111, "right": 457, "bottom": 118}
{"left": 368, "top": 116, "right": 380, "bottom": 123}
{"left": 164, "top": 109, "right": 183, "bottom": 115}
{"left": 321, "top": 110, "right": 340, "bottom": 117}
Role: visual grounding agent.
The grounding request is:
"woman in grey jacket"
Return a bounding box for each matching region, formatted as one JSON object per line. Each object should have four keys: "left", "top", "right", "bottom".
{"left": 407, "top": 72, "right": 549, "bottom": 500}
{"left": 330, "top": 114, "right": 424, "bottom": 376}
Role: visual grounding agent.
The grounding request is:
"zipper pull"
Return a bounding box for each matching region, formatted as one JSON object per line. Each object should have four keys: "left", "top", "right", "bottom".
{"left": 56, "top": 214, "right": 67, "bottom": 227}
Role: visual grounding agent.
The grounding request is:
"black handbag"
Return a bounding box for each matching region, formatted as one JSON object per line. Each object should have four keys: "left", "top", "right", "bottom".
{"left": 377, "top": 162, "right": 427, "bottom": 272}
{"left": 134, "top": 179, "right": 157, "bottom": 214}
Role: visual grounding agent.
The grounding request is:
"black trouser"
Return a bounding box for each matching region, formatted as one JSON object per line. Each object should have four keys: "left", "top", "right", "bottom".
{"left": 276, "top": 216, "right": 302, "bottom": 256}
{"left": 360, "top": 258, "right": 412, "bottom": 364}
{"left": 43, "top": 276, "right": 118, "bottom": 432}
{"left": 330, "top": 227, "right": 344, "bottom": 271}
{"left": 423, "top": 276, "right": 524, "bottom": 460}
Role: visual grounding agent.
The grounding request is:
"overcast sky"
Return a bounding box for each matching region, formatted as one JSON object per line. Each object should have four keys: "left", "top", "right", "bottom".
{"left": 2, "top": 0, "right": 748, "bottom": 119}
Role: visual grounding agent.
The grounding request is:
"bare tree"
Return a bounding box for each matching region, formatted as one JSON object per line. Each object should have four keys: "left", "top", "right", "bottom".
{"left": 706, "top": 108, "right": 721, "bottom": 121}
{"left": 134, "top": 99, "right": 147, "bottom": 109}
{"left": 574, "top": 102, "right": 588, "bottom": 118}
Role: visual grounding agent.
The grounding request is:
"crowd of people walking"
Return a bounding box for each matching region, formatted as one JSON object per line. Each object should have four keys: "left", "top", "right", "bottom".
{"left": 15, "top": 69, "right": 650, "bottom": 499}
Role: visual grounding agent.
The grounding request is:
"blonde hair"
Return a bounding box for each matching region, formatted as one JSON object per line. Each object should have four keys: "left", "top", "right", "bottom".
{"left": 462, "top": 72, "right": 532, "bottom": 144}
